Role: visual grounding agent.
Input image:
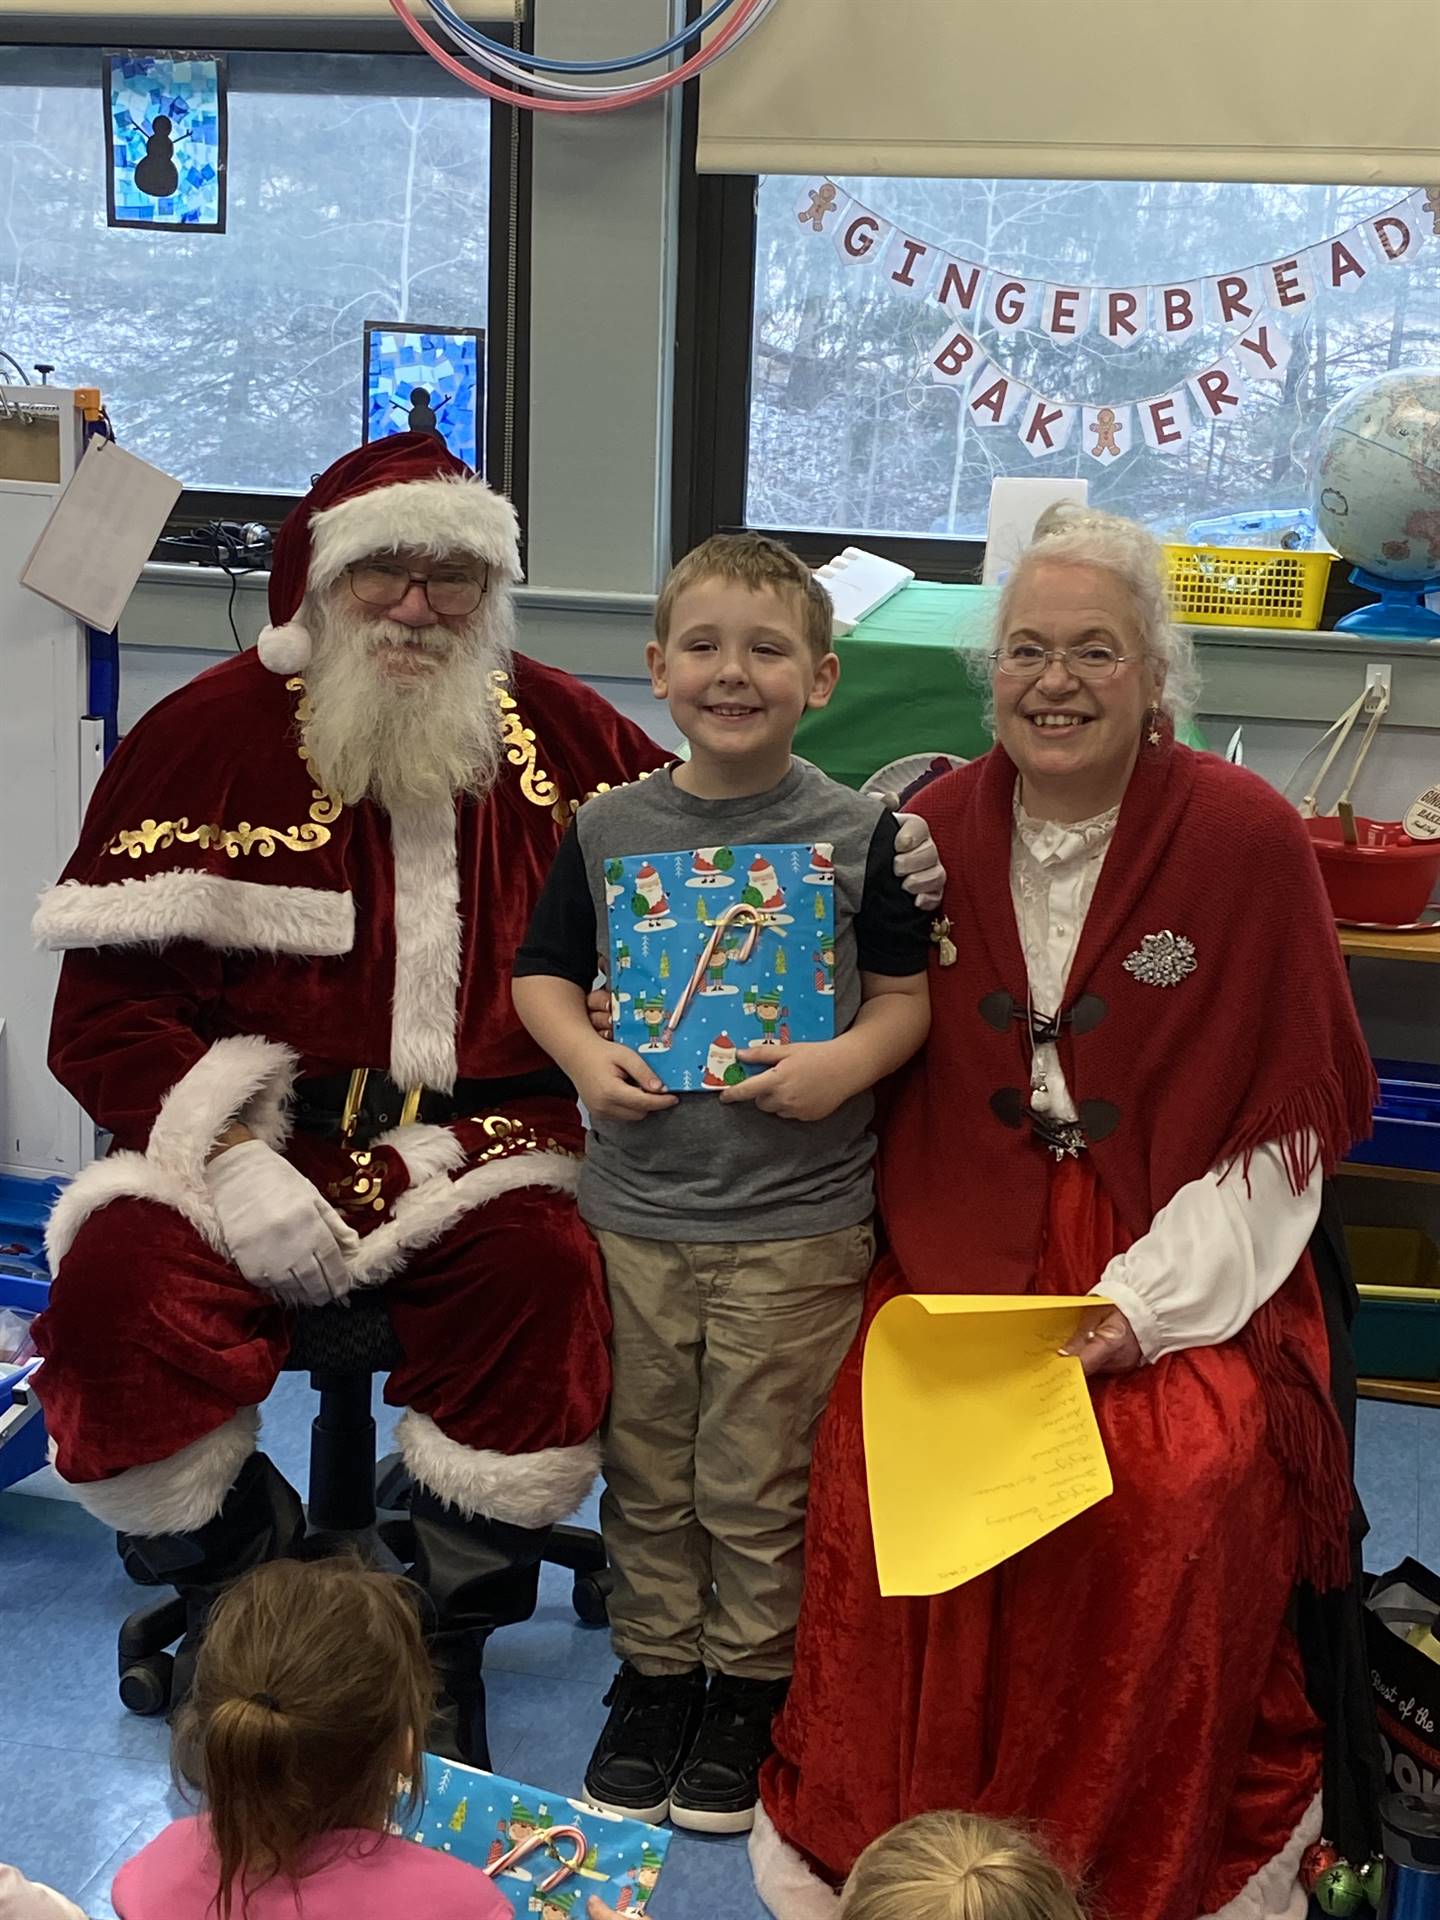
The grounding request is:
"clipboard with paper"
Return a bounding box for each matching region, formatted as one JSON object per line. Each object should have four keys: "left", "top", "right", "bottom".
{"left": 862, "top": 1293, "right": 1114, "bottom": 1597}
{"left": 603, "top": 840, "right": 837, "bottom": 1091}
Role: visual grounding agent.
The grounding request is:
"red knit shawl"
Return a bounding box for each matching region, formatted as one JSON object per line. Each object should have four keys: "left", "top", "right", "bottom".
{"left": 881, "top": 739, "right": 1374, "bottom": 1289}
{"left": 877, "top": 740, "right": 1376, "bottom": 1589}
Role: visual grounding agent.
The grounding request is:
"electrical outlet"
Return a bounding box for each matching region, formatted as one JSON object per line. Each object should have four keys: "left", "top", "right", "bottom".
{"left": 1365, "top": 662, "right": 1392, "bottom": 704}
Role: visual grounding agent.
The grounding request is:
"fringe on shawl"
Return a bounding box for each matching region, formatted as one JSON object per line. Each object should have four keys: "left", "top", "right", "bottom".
{"left": 1238, "top": 1278, "right": 1353, "bottom": 1593}
{"left": 1217, "top": 1045, "right": 1378, "bottom": 1198}
{"left": 1221, "top": 1042, "right": 1375, "bottom": 1593}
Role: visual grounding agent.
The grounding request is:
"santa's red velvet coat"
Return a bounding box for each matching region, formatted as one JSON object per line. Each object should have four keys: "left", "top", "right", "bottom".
{"left": 31, "top": 641, "right": 672, "bottom": 1530}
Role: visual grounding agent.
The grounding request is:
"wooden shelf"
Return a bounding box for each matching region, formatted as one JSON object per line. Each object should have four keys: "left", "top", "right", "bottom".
{"left": 1357, "top": 1376, "right": 1440, "bottom": 1409}
{"left": 1339, "top": 1162, "right": 1440, "bottom": 1186}
{"left": 1338, "top": 927, "right": 1440, "bottom": 964}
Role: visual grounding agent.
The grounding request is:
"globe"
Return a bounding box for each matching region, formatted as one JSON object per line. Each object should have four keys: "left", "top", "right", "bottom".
{"left": 1312, "top": 367, "right": 1440, "bottom": 635}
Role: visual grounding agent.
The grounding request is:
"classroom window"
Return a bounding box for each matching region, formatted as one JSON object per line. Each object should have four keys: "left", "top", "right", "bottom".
{"left": 0, "top": 45, "right": 499, "bottom": 497}
{"left": 746, "top": 174, "right": 1440, "bottom": 543}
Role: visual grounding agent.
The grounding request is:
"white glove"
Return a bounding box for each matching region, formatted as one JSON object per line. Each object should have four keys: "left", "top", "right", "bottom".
{"left": 204, "top": 1138, "right": 360, "bottom": 1308}
{"left": 892, "top": 809, "right": 946, "bottom": 912}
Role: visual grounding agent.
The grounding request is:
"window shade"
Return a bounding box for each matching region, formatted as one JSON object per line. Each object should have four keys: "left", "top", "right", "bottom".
{"left": 0, "top": 2, "right": 522, "bottom": 39}
{"left": 697, "top": 0, "right": 1440, "bottom": 186}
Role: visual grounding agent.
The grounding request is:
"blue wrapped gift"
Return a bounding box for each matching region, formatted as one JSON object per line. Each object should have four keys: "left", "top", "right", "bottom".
{"left": 605, "top": 839, "right": 837, "bottom": 1092}
{"left": 402, "top": 1756, "right": 670, "bottom": 1915}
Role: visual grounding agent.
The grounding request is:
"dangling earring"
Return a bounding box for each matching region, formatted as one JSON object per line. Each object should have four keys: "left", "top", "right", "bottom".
{"left": 1145, "top": 705, "right": 1164, "bottom": 747}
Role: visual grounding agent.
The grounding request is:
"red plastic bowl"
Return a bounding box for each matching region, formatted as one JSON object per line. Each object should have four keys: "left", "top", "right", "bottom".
{"left": 1304, "top": 816, "right": 1440, "bottom": 926}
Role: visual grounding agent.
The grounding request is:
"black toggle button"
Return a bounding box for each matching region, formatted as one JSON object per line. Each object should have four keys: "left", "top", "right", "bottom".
{"left": 989, "top": 1087, "right": 1026, "bottom": 1129}
{"left": 979, "top": 991, "right": 1015, "bottom": 1031}
{"left": 1070, "top": 993, "right": 1107, "bottom": 1034}
{"left": 1077, "top": 1099, "right": 1119, "bottom": 1141}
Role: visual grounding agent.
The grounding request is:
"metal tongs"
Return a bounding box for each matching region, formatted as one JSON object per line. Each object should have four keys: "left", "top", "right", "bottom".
{"left": 1287, "top": 676, "right": 1393, "bottom": 844}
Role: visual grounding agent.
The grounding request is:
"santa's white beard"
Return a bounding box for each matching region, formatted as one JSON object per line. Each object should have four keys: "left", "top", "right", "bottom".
{"left": 300, "top": 597, "right": 513, "bottom": 810}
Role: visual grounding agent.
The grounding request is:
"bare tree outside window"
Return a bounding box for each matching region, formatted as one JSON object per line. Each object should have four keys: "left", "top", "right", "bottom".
{"left": 749, "top": 175, "right": 1440, "bottom": 539}
{"left": 0, "top": 48, "right": 491, "bottom": 493}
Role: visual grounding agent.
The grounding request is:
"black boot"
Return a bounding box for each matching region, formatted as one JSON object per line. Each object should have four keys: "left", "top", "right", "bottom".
{"left": 408, "top": 1485, "right": 551, "bottom": 1771}
{"left": 668, "top": 1673, "right": 790, "bottom": 1833}
{"left": 118, "top": 1451, "right": 306, "bottom": 1712}
{"left": 584, "top": 1662, "right": 708, "bottom": 1823}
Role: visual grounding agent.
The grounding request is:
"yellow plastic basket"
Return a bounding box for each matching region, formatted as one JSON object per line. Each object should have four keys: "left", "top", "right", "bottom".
{"left": 1163, "top": 543, "right": 1333, "bottom": 631}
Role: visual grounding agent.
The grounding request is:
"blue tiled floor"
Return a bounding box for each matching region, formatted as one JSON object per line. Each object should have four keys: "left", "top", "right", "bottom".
{"left": 0, "top": 1373, "right": 767, "bottom": 1918}
{"left": 3, "top": 1382, "right": 1431, "bottom": 1917}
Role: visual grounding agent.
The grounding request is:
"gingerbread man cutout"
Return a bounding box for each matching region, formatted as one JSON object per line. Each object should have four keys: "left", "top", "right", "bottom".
{"left": 1424, "top": 186, "right": 1440, "bottom": 237}
{"left": 1090, "top": 407, "right": 1121, "bottom": 457}
{"left": 798, "top": 182, "right": 838, "bottom": 233}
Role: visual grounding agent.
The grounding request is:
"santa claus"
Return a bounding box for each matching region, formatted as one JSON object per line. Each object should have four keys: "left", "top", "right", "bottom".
{"left": 28, "top": 433, "right": 943, "bottom": 1765}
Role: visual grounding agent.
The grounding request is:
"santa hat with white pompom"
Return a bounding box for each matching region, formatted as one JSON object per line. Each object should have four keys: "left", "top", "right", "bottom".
{"left": 256, "top": 430, "right": 523, "bottom": 676}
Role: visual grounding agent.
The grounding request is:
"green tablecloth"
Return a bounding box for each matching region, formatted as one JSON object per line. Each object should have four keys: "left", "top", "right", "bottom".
{"left": 792, "top": 581, "right": 1204, "bottom": 791}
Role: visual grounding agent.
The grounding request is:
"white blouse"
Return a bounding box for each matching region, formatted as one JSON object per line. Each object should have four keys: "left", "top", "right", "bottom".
{"left": 1010, "top": 796, "right": 1322, "bottom": 1363}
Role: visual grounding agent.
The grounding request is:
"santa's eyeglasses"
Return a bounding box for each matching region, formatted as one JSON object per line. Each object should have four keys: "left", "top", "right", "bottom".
{"left": 347, "top": 560, "right": 489, "bottom": 618}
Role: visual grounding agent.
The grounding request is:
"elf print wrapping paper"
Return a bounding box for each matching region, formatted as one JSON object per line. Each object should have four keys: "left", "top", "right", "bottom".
{"left": 604, "top": 842, "right": 837, "bottom": 1091}
{"left": 401, "top": 1757, "right": 671, "bottom": 1916}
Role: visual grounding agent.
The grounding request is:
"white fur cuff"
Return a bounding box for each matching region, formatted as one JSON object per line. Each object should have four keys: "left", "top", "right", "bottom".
{"left": 32, "top": 871, "right": 354, "bottom": 957}
{"left": 146, "top": 1035, "right": 299, "bottom": 1185}
{"left": 349, "top": 1150, "right": 581, "bottom": 1291}
{"left": 58, "top": 1407, "right": 260, "bottom": 1535}
{"left": 398, "top": 1410, "right": 600, "bottom": 1529}
{"left": 372, "top": 1121, "right": 469, "bottom": 1187}
{"left": 750, "top": 1806, "right": 842, "bottom": 1920}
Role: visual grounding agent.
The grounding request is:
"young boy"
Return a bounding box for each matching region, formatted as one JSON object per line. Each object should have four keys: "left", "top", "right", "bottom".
{"left": 512, "top": 534, "right": 931, "bottom": 1834}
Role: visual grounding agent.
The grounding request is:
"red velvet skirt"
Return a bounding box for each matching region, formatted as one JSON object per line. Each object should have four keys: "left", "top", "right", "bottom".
{"left": 759, "top": 1156, "right": 1322, "bottom": 1919}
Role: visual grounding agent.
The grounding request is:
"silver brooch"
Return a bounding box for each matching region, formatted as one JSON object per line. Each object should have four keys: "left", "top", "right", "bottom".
{"left": 1123, "top": 930, "right": 1197, "bottom": 988}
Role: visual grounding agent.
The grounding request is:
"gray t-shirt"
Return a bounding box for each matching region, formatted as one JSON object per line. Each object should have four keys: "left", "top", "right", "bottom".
{"left": 514, "top": 759, "right": 930, "bottom": 1241}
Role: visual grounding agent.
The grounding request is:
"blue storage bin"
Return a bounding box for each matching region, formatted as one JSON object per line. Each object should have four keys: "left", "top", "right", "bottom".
{"left": 0, "top": 1173, "right": 63, "bottom": 1493}
{"left": 1348, "top": 1059, "right": 1440, "bottom": 1175}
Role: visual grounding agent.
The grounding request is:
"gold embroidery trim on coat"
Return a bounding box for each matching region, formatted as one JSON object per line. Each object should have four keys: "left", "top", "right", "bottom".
{"left": 105, "top": 679, "right": 344, "bottom": 861}
{"left": 491, "top": 669, "right": 563, "bottom": 813}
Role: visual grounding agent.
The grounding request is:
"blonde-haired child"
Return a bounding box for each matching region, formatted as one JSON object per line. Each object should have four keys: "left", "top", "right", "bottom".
{"left": 838, "top": 1811, "right": 1084, "bottom": 1920}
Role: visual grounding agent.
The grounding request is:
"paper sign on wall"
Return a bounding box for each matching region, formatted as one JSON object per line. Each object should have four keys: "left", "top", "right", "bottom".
{"left": 20, "top": 436, "right": 181, "bottom": 632}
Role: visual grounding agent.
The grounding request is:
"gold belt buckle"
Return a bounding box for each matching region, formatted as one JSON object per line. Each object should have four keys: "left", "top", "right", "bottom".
{"left": 339, "top": 1067, "right": 370, "bottom": 1147}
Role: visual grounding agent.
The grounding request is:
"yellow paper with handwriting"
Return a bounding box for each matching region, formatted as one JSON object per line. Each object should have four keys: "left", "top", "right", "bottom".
{"left": 862, "top": 1294, "right": 1113, "bottom": 1597}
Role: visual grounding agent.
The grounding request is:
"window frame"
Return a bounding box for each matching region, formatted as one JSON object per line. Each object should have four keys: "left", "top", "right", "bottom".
{"left": 672, "top": 158, "right": 1378, "bottom": 625}
{"left": 4, "top": 16, "right": 531, "bottom": 547}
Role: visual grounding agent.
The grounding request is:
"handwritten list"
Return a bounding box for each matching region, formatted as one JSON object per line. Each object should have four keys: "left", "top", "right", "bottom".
{"left": 861, "top": 1294, "right": 1113, "bottom": 1597}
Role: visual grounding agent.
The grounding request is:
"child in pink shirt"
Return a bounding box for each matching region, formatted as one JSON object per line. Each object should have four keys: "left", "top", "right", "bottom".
{"left": 112, "top": 1558, "right": 507, "bottom": 1920}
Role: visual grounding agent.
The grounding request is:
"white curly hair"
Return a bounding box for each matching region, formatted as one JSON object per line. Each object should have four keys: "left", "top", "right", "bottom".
{"left": 966, "top": 504, "right": 1200, "bottom": 735}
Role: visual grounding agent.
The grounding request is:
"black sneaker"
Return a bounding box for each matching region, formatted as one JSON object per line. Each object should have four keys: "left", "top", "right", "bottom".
{"left": 583, "top": 1662, "right": 707, "bottom": 1823}
{"left": 668, "top": 1673, "right": 790, "bottom": 1833}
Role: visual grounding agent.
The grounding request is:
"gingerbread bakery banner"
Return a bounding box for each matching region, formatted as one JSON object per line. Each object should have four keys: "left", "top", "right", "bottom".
{"left": 795, "top": 180, "right": 1438, "bottom": 464}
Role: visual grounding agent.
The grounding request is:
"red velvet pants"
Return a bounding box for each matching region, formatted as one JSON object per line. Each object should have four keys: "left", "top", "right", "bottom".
{"left": 34, "top": 1149, "right": 610, "bottom": 1489}
{"left": 759, "top": 1157, "right": 1323, "bottom": 1920}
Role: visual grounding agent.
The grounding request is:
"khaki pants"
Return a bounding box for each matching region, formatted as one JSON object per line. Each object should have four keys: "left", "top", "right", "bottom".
{"left": 595, "top": 1221, "right": 874, "bottom": 1681}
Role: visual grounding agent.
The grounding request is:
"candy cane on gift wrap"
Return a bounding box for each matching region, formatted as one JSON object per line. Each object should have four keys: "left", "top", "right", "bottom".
{"left": 661, "top": 901, "right": 764, "bottom": 1048}
{"left": 485, "top": 1823, "right": 589, "bottom": 1893}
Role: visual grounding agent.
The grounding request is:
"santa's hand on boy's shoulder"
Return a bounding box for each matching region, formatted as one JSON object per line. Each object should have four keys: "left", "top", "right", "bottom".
{"left": 720, "top": 1043, "right": 856, "bottom": 1123}
{"left": 890, "top": 811, "right": 946, "bottom": 911}
{"left": 574, "top": 1041, "right": 678, "bottom": 1123}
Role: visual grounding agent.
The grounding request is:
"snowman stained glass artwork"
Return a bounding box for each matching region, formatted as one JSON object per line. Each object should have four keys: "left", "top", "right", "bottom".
{"left": 105, "top": 54, "right": 227, "bottom": 232}
{"left": 363, "top": 322, "right": 486, "bottom": 470}
{"left": 605, "top": 842, "right": 837, "bottom": 1091}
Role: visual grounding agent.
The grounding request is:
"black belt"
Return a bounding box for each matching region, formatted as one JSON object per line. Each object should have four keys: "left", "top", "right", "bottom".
{"left": 292, "top": 1067, "right": 574, "bottom": 1146}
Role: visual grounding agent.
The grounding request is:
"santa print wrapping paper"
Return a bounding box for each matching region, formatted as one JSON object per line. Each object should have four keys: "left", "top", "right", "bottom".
{"left": 400, "top": 1757, "right": 672, "bottom": 1915}
{"left": 605, "top": 841, "right": 837, "bottom": 1091}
